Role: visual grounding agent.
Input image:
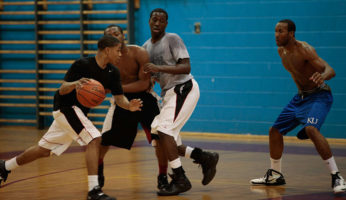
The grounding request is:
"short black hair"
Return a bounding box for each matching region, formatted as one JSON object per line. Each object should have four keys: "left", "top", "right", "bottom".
{"left": 104, "top": 24, "right": 123, "bottom": 35}
{"left": 98, "top": 35, "right": 120, "bottom": 50}
{"left": 150, "top": 8, "right": 168, "bottom": 20}
{"left": 279, "top": 19, "right": 296, "bottom": 33}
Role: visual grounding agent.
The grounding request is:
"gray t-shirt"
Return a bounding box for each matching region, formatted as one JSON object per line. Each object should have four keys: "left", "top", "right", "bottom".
{"left": 143, "top": 32, "right": 193, "bottom": 96}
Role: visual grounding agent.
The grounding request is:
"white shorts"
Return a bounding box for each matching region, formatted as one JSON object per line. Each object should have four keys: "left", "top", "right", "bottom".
{"left": 151, "top": 79, "right": 200, "bottom": 145}
{"left": 38, "top": 106, "right": 101, "bottom": 156}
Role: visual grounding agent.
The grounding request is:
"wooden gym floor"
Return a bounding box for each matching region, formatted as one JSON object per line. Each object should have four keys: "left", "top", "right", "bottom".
{"left": 0, "top": 127, "right": 346, "bottom": 200}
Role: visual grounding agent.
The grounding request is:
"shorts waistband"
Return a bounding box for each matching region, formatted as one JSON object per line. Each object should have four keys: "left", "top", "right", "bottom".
{"left": 298, "top": 83, "right": 331, "bottom": 98}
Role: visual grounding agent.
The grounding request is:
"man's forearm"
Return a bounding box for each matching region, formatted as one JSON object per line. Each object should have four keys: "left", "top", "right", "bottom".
{"left": 113, "top": 95, "right": 130, "bottom": 110}
{"left": 321, "top": 61, "right": 336, "bottom": 81}
{"left": 159, "top": 64, "right": 190, "bottom": 74}
{"left": 122, "top": 80, "right": 150, "bottom": 93}
{"left": 59, "top": 81, "right": 76, "bottom": 95}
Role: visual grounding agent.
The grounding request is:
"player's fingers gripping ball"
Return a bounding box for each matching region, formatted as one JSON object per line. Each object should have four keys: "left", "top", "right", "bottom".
{"left": 76, "top": 79, "right": 106, "bottom": 108}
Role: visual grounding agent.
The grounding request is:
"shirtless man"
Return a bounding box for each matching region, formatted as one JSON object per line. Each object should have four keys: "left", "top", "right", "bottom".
{"left": 250, "top": 19, "right": 346, "bottom": 193}
{"left": 98, "top": 25, "right": 168, "bottom": 189}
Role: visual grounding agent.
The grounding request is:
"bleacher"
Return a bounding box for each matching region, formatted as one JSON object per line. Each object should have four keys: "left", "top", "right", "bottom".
{"left": 0, "top": 0, "right": 134, "bottom": 128}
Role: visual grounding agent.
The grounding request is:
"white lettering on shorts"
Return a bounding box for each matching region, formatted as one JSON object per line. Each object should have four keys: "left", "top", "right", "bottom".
{"left": 307, "top": 117, "right": 319, "bottom": 124}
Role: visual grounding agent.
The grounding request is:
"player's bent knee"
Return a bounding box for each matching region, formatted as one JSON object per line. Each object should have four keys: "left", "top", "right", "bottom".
{"left": 89, "top": 137, "right": 101, "bottom": 146}
{"left": 37, "top": 146, "right": 51, "bottom": 157}
{"left": 269, "top": 127, "right": 279, "bottom": 136}
{"left": 304, "top": 126, "right": 319, "bottom": 137}
{"left": 269, "top": 127, "right": 274, "bottom": 134}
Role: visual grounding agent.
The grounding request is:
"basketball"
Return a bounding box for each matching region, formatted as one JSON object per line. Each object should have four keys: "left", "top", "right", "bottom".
{"left": 76, "top": 79, "right": 106, "bottom": 108}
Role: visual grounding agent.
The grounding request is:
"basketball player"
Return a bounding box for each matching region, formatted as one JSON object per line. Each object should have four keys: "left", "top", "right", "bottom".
{"left": 250, "top": 19, "right": 346, "bottom": 193}
{"left": 142, "top": 8, "right": 219, "bottom": 196}
{"left": 0, "top": 35, "right": 142, "bottom": 200}
{"left": 98, "top": 24, "right": 168, "bottom": 189}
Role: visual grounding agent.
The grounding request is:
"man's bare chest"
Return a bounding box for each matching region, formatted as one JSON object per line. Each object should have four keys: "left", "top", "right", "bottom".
{"left": 116, "top": 55, "right": 140, "bottom": 81}
{"left": 281, "top": 52, "right": 306, "bottom": 73}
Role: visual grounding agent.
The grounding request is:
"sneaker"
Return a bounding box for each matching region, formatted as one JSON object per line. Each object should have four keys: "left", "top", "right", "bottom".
{"left": 98, "top": 162, "right": 105, "bottom": 188}
{"left": 157, "top": 174, "right": 169, "bottom": 190}
{"left": 157, "top": 173, "right": 192, "bottom": 196}
{"left": 87, "top": 186, "right": 116, "bottom": 200}
{"left": 194, "top": 151, "right": 219, "bottom": 185}
{"left": 332, "top": 172, "right": 346, "bottom": 193}
{"left": 0, "top": 160, "right": 11, "bottom": 187}
{"left": 250, "top": 169, "right": 286, "bottom": 186}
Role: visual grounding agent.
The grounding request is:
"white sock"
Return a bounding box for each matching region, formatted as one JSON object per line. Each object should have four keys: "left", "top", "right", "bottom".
{"left": 5, "top": 157, "right": 19, "bottom": 171}
{"left": 185, "top": 146, "right": 194, "bottom": 158}
{"left": 169, "top": 158, "right": 182, "bottom": 169}
{"left": 325, "top": 156, "right": 339, "bottom": 174}
{"left": 270, "top": 157, "right": 282, "bottom": 172}
{"left": 88, "top": 175, "right": 99, "bottom": 191}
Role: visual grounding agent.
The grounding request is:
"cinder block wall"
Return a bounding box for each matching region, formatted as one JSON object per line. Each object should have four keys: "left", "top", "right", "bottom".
{"left": 135, "top": 0, "right": 346, "bottom": 138}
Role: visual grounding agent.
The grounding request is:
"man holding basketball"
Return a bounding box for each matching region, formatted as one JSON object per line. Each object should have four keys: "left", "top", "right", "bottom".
{"left": 0, "top": 35, "right": 142, "bottom": 200}
{"left": 142, "top": 8, "right": 219, "bottom": 196}
{"left": 250, "top": 19, "right": 346, "bottom": 193}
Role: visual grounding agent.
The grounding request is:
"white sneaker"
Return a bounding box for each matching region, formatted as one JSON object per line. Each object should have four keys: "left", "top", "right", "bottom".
{"left": 250, "top": 169, "right": 286, "bottom": 186}
{"left": 332, "top": 172, "right": 346, "bottom": 193}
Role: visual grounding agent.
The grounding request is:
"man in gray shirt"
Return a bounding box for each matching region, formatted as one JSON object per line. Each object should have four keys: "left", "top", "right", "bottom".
{"left": 143, "top": 8, "right": 219, "bottom": 196}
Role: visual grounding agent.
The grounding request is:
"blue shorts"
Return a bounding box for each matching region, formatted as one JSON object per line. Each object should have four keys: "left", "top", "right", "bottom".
{"left": 272, "top": 90, "right": 333, "bottom": 139}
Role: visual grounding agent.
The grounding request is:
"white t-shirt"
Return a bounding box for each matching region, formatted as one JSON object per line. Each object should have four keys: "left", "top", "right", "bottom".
{"left": 143, "top": 32, "right": 193, "bottom": 96}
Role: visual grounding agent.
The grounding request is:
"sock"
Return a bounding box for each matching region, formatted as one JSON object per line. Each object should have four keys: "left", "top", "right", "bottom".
{"left": 190, "top": 147, "right": 203, "bottom": 161}
{"left": 88, "top": 175, "right": 99, "bottom": 191}
{"left": 185, "top": 146, "right": 194, "bottom": 158}
{"left": 169, "top": 158, "right": 182, "bottom": 169}
{"left": 270, "top": 157, "right": 282, "bottom": 172}
{"left": 325, "top": 156, "right": 339, "bottom": 174}
{"left": 159, "top": 164, "right": 168, "bottom": 175}
{"left": 5, "top": 157, "right": 19, "bottom": 171}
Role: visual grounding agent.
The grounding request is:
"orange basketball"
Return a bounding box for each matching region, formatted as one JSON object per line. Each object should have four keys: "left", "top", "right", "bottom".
{"left": 76, "top": 79, "right": 106, "bottom": 108}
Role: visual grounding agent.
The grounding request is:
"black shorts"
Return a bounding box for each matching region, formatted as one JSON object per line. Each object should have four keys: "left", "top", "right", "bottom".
{"left": 101, "top": 91, "right": 160, "bottom": 149}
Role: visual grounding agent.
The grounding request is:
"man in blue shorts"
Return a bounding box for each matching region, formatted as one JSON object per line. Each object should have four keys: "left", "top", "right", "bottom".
{"left": 250, "top": 19, "right": 346, "bottom": 193}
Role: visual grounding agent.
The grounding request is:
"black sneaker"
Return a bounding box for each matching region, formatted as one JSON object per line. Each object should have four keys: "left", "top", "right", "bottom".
{"left": 98, "top": 162, "right": 105, "bottom": 188}
{"left": 332, "top": 172, "right": 346, "bottom": 193}
{"left": 0, "top": 160, "right": 11, "bottom": 187}
{"left": 157, "top": 173, "right": 192, "bottom": 196}
{"left": 87, "top": 186, "right": 116, "bottom": 200}
{"left": 157, "top": 174, "right": 169, "bottom": 190}
{"left": 194, "top": 151, "right": 219, "bottom": 185}
{"left": 250, "top": 169, "right": 286, "bottom": 186}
